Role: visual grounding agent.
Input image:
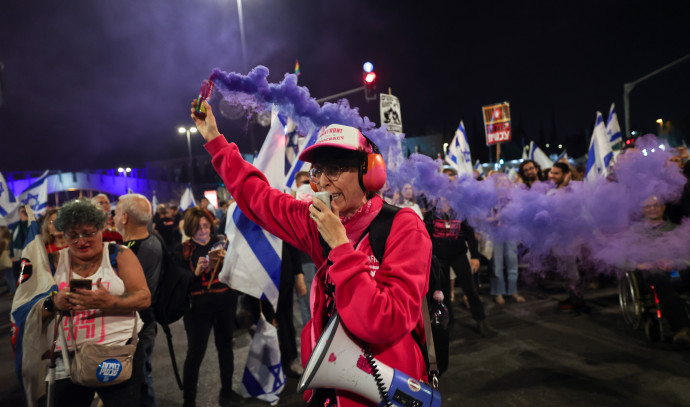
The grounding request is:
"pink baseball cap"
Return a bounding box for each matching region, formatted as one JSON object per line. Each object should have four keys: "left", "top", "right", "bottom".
{"left": 298, "top": 124, "right": 372, "bottom": 163}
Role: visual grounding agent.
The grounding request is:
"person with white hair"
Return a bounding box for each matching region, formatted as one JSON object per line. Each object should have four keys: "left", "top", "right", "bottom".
{"left": 113, "top": 193, "right": 163, "bottom": 406}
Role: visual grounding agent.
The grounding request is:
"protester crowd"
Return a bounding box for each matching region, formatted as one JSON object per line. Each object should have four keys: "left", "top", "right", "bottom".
{"left": 4, "top": 130, "right": 690, "bottom": 407}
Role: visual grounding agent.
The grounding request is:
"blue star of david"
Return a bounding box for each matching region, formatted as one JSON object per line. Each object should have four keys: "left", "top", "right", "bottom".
{"left": 462, "top": 151, "right": 471, "bottom": 162}
{"left": 286, "top": 133, "right": 299, "bottom": 156}
{"left": 21, "top": 193, "right": 39, "bottom": 209}
{"left": 270, "top": 363, "right": 284, "bottom": 391}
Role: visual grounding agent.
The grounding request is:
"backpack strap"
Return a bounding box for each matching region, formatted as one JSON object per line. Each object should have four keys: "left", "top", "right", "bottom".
{"left": 366, "top": 202, "right": 400, "bottom": 264}
{"left": 107, "top": 242, "right": 119, "bottom": 272}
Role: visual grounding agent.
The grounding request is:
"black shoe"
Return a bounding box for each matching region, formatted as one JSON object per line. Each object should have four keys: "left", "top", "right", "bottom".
{"left": 219, "top": 390, "right": 245, "bottom": 406}
{"left": 476, "top": 320, "right": 488, "bottom": 336}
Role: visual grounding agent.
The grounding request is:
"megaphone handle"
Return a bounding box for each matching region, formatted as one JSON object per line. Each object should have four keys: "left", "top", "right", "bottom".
{"left": 363, "top": 343, "right": 393, "bottom": 407}
{"left": 430, "top": 371, "right": 439, "bottom": 390}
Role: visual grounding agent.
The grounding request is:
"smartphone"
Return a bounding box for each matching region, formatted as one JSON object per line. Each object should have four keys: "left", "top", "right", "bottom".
{"left": 206, "top": 240, "right": 226, "bottom": 265}
{"left": 314, "top": 191, "right": 332, "bottom": 211}
{"left": 209, "top": 239, "right": 226, "bottom": 252}
{"left": 193, "top": 79, "right": 215, "bottom": 120}
{"left": 70, "top": 279, "right": 92, "bottom": 291}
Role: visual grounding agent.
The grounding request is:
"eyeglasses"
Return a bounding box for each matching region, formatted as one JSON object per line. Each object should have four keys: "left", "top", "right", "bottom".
{"left": 66, "top": 230, "right": 99, "bottom": 244}
{"left": 309, "top": 165, "right": 350, "bottom": 185}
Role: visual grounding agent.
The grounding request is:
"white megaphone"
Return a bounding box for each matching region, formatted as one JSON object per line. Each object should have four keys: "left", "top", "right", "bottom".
{"left": 297, "top": 312, "right": 442, "bottom": 407}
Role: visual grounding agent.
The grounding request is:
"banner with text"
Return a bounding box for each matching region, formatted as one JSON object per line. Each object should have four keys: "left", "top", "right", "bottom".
{"left": 482, "top": 102, "right": 511, "bottom": 145}
{"left": 379, "top": 93, "right": 403, "bottom": 134}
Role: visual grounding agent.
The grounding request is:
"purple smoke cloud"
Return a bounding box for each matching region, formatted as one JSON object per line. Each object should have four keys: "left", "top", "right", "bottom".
{"left": 207, "top": 66, "right": 690, "bottom": 277}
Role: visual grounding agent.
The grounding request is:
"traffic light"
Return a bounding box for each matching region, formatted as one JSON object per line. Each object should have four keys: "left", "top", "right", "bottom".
{"left": 363, "top": 62, "right": 377, "bottom": 102}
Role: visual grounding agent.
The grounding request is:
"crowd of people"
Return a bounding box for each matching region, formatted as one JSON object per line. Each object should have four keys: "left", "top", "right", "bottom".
{"left": 4, "top": 108, "right": 690, "bottom": 407}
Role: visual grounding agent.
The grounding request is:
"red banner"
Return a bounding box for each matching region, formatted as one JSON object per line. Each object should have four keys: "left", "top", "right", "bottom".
{"left": 482, "top": 102, "right": 511, "bottom": 146}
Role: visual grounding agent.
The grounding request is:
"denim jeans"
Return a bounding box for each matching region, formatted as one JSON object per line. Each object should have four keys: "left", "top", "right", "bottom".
{"left": 140, "top": 323, "right": 158, "bottom": 407}
{"left": 490, "top": 241, "right": 519, "bottom": 296}
{"left": 2, "top": 267, "right": 16, "bottom": 293}
{"left": 297, "top": 262, "right": 316, "bottom": 329}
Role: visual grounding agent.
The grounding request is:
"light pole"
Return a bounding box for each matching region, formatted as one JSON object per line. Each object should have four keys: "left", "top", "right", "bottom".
{"left": 656, "top": 118, "right": 663, "bottom": 136}
{"left": 237, "top": 0, "right": 248, "bottom": 72}
{"left": 623, "top": 53, "right": 690, "bottom": 137}
{"left": 178, "top": 127, "right": 197, "bottom": 185}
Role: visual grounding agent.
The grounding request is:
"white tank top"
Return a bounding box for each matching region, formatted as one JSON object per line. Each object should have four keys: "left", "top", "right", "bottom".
{"left": 55, "top": 243, "right": 142, "bottom": 349}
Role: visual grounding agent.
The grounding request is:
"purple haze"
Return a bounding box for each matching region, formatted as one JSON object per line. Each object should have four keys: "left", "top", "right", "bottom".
{"left": 208, "top": 66, "right": 689, "bottom": 277}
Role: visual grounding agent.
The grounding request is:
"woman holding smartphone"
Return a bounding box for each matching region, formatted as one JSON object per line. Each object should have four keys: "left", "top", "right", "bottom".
{"left": 173, "top": 207, "right": 242, "bottom": 407}
{"left": 43, "top": 199, "right": 150, "bottom": 406}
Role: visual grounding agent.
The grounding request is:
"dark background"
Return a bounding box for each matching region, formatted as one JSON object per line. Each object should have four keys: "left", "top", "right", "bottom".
{"left": 1, "top": 0, "right": 689, "bottom": 172}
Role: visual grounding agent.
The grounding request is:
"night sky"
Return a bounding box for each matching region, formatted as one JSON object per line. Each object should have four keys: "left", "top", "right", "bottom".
{"left": 1, "top": 0, "right": 689, "bottom": 172}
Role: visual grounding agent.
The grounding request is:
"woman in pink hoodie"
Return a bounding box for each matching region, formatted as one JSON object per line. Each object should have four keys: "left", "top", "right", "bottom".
{"left": 191, "top": 101, "right": 432, "bottom": 407}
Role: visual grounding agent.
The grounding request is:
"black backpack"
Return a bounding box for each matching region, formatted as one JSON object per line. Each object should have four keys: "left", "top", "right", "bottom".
{"left": 149, "top": 231, "right": 192, "bottom": 390}
{"left": 151, "top": 233, "right": 193, "bottom": 325}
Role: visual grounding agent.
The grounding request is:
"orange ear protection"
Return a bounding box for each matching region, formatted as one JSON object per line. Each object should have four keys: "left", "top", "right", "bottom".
{"left": 308, "top": 135, "right": 387, "bottom": 193}
{"left": 358, "top": 136, "right": 387, "bottom": 192}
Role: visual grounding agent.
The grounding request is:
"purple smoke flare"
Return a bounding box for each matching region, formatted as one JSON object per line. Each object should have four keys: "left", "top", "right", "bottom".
{"left": 206, "top": 67, "right": 690, "bottom": 278}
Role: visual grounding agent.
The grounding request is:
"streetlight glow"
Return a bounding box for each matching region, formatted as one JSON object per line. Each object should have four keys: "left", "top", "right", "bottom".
{"left": 179, "top": 127, "right": 196, "bottom": 185}
{"left": 656, "top": 118, "right": 663, "bottom": 124}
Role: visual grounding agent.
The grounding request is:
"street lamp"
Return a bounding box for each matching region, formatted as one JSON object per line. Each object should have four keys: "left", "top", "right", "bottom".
{"left": 623, "top": 53, "right": 690, "bottom": 137}
{"left": 656, "top": 118, "right": 663, "bottom": 135}
{"left": 237, "top": 0, "right": 248, "bottom": 72}
{"left": 178, "top": 126, "right": 197, "bottom": 184}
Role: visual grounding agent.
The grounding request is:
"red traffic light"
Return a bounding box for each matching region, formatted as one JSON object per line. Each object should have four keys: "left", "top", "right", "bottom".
{"left": 364, "top": 72, "right": 376, "bottom": 84}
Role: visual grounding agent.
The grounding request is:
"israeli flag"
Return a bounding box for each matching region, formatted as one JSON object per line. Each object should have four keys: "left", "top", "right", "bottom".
{"left": 528, "top": 141, "right": 554, "bottom": 169}
{"left": 0, "top": 171, "right": 17, "bottom": 218}
{"left": 445, "top": 121, "right": 474, "bottom": 177}
{"left": 220, "top": 112, "right": 286, "bottom": 310}
{"left": 179, "top": 185, "right": 196, "bottom": 211}
{"left": 10, "top": 206, "right": 58, "bottom": 406}
{"left": 606, "top": 103, "right": 622, "bottom": 146}
{"left": 283, "top": 117, "right": 299, "bottom": 166}
{"left": 220, "top": 112, "right": 287, "bottom": 403}
{"left": 284, "top": 127, "right": 319, "bottom": 191}
{"left": 556, "top": 149, "right": 569, "bottom": 162}
{"left": 16, "top": 170, "right": 49, "bottom": 215}
{"left": 473, "top": 160, "right": 482, "bottom": 171}
{"left": 585, "top": 111, "right": 614, "bottom": 182}
{"left": 240, "top": 313, "right": 286, "bottom": 404}
{"left": 4, "top": 170, "right": 50, "bottom": 227}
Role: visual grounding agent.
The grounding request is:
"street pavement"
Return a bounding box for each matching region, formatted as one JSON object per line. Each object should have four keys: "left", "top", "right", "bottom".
{"left": 1, "top": 275, "right": 689, "bottom": 407}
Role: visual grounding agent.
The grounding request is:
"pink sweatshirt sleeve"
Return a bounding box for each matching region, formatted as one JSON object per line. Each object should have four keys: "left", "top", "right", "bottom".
{"left": 204, "top": 136, "right": 324, "bottom": 265}
{"left": 329, "top": 209, "right": 431, "bottom": 344}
